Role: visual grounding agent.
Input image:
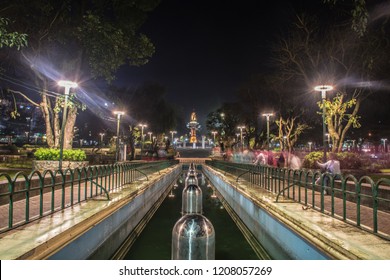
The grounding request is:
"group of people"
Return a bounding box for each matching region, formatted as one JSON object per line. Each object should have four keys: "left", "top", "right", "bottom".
{"left": 253, "top": 150, "right": 341, "bottom": 195}
{"left": 253, "top": 150, "right": 302, "bottom": 170}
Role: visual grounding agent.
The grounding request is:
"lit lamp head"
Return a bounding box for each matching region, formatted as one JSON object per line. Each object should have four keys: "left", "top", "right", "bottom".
{"left": 58, "top": 80, "right": 78, "bottom": 95}
{"left": 113, "top": 111, "right": 125, "bottom": 119}
{"left": 262, "top": 113, "right": 273, "bottom": 119}
{"left": 314, "top": 85, "right": 333, "bottom": 99}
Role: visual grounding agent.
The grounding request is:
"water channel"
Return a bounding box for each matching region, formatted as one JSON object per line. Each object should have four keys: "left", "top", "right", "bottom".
{"left": 123, "top": 168, "right": 262, "bottom": 260}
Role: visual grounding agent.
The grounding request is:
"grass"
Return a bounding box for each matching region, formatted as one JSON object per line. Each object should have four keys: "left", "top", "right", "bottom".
{"left": 0, "top": 159, "right": 34, "bottom": 178}
{"left": 366, "top": 174, "right": 390, "bottom": 182}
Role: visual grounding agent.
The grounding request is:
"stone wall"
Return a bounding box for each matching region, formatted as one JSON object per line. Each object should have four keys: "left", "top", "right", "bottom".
{"left": 33, "top": 160, "right": 89, "bottom": 172}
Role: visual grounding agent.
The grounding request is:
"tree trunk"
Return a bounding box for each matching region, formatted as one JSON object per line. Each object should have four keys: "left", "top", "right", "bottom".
{"left": 64, "top": 106, "right": 77, "bottom": 149}
{"left": 337, "top": 99, "right": 361, "bottom": 152}
{"left": 41, "top": 93, "right": 55, "bottom": 148}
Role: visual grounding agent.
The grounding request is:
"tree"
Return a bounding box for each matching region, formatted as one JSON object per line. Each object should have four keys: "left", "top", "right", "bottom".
{"left": 206, "top": 103, "right": 242, "bottom": 147}
{"left": 235, "top": 74, "right": 284, "bottom": 149}
{"left": 0, "top": 17, "right": 27, "bottom": 50}
{"left": 0, "top": 0, "right": 159, "bottom": 149}
{"left": 102, "top": 82, "right": 179, "bottom": 159}
{"left": 272, "top": 8, "right": 389, "bottom": 152}
{"left": 319, "top": 93, "right": 361, "bottom": 152}
{"left": 275, "top": 115, "right": 310, "bottom": 155}
{"left": 108, "top": 82, "right": 179, "bottom": 134}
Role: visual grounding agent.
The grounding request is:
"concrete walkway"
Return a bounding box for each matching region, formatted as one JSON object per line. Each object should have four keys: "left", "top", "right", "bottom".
{"left": 204, "top": 165, "right": 390, "bottom": 259}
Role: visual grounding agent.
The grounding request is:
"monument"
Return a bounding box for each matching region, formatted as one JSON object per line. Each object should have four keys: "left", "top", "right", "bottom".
{"left": 187, "top": 110, "right": 201, "bottom": 149}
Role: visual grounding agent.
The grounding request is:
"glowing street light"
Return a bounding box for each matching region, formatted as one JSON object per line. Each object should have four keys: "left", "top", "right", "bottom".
{"left": 325, "top": 133, "right": 331, "bottom": 150}
{"left": 139, "top": 123, "right": 147, "bottom": 158}
{"left": 113, "top": 111, "right": 125, "bottom": 162}
{"left": 237, "top": 126, "right": 245, "bottom": 149}
{"left": 58, "top": 80, "right": 78, "bottom": 170}
{"left": 308, "top": 141, "right": 313, "bottom": 152}
{"left": 139, "top": 124, "right": 147, "bottom": 142}
{"left": 211, "top": 131, "right": 217, "bottom": 143}
{"left": 314, "top": 85, "right": 333, "bottom": 162}
{"left": 262, "top": 113, "right": 273, "bottom": 151}
{"left": 170, "top": 130, "right": 177, "bottom": 144}
{"left": 99, "top": 133, "right": 105, "bottom": 146}
{"left": 148, "top": 132, "right": 153, "bottom": 141}
{"left": 382, "top": 138, "right": 388, "bottom": 152}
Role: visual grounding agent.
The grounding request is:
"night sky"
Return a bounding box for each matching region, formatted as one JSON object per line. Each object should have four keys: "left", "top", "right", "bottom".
{"left": 114, "top": 0, "right": 312, "bottom": 131}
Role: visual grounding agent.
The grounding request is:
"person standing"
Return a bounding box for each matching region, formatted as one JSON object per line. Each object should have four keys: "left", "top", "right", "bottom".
{"left": 277, "top": 152, "right": 285, "bottom": 168}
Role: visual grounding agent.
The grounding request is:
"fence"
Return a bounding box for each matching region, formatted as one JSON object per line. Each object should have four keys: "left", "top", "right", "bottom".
{"left": 206, "top": 160, "right": 390, "bottom": 240}
{"left": 0, "top": 160, "right": 178, "bottom": 233}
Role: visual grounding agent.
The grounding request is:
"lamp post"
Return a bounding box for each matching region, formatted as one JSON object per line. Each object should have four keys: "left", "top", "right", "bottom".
{"left": 262, "top": 113, "right": 273, "bottom": 151}
{"left": 237, "top": 126, "right": 245, "bottom": 150}
{"left": 58, "top": 80, "right": 78, "bottom": 170}
{"left": 148, "top": 132, "right": 153, "bottom": 141}
{"left": 211, "top": 131, "right": 217, "bottom": 144}
{"left": 99, "top": 133, "right": 105, "bottom": 147}
{"left": 314, "top": 85, "right": 333, "bottom": 162}
{"left": 308, "top": 141, "right": 313, "bottom": 152}
{"left": 139, "top": 123, "right": 147, "bottom": 158}
{"left": 382, "top": 138, "right": 388, "bottom": 153}
{"left": 170, "top": 130, "right": 177, "bottom": 145}
{"left": 114, "top": 111, "right": 125, "bottom": 162}
{"left": 325, "top": 133, "right": 331, "bottom": 150}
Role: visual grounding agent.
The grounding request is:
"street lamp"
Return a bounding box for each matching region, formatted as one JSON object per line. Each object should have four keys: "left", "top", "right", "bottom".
{"left": 170, "top": 130, "right": 177, "bottom": 145}
{"left": 308, "top": 141, "right": 313, "bottom": 152}
{"left": 58, "top": 80, "right": 78, "bottom": 170}
{"left": 262, "top": 113, "right": 273, "bottom": 151}
{"left": 148, "top": 132, "right": 153, "bottom": 141}
{"left": 114, "top": 111, "right": 125, "bottom": 162}
{"left": 382, "top": 138, "right": 388, "bottom": 152}
{"left": 139, "top": 123, "right": 147, "bottom": 158}
{"left": 237, "top": 126, "right": 245, "bottom": 150}
{"left": 99, "top": 133, "right": 105, "bottom": 146}
{"left": 211, "top": 131, "right": 217, "bottom": 143}
{"left": 325, "top": 133, "right": 331, "bottom": 150}
{"left": 314, "top": 85, "right": 333, "bottom": 162}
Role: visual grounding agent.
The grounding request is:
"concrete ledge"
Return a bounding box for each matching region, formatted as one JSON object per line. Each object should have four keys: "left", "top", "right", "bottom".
{"left": 203, "top": 165, "right": 390, "bottom": 260}
{"left": 0, "top": 165, "right": 181, "bottom": 260}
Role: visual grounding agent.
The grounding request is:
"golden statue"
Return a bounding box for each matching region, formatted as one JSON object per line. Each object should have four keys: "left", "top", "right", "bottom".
{"left": 190, "top": 111, "right": 197, "bottom": 122}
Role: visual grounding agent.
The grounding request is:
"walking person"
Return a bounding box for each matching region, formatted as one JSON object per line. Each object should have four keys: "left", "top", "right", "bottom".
{"left": 277, "top": 151, "right": 285, "bottom": 168}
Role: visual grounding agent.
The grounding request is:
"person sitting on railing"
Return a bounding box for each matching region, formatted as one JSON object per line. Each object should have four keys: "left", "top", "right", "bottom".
{"left": 316, "top": 153, "right": 341, "bottom": 195}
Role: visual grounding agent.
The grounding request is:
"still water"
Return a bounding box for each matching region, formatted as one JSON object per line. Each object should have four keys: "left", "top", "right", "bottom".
{"left": 124, "top": 171, "right": 259, "bottom": 260}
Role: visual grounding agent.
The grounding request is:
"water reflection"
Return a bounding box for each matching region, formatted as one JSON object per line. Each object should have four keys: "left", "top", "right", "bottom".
{"left": 124, "top": 170, "right": 259, "bottom": 260}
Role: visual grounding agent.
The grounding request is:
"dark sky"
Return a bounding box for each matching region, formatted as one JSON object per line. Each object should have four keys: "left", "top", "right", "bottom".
{"left": 114, "top": 0, "right": 311, "bottom": 131}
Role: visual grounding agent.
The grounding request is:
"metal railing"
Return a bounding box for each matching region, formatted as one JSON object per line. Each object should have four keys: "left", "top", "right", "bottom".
{"left": 206, "top": 160, "right": 390, "bottom": 240}
{"left": 0, "top": 160, "right": 178, "bottom": 233}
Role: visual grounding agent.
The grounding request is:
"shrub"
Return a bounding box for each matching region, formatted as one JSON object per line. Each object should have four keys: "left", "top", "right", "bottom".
{"left": 63, "top": 149, "right": 87, "bottom": 161}
{"left": 34, "top": 148, "right": 86, "bottom": 161}
{"left": 302, "top": 151, "right": 324, "bottom": 169}
{"left": 8, "top": 145, "right": 19, "bottom": 155}
{"left": 336, "top": 152, "right": 362, "bottom": 169}
{"left": 302, "top": 151, "right": 363, "bottom": 170}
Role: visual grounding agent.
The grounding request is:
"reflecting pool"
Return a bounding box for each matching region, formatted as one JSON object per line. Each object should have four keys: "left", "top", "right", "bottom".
{"left": 124, "top": 170, "right": 259, "bottom": 260}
